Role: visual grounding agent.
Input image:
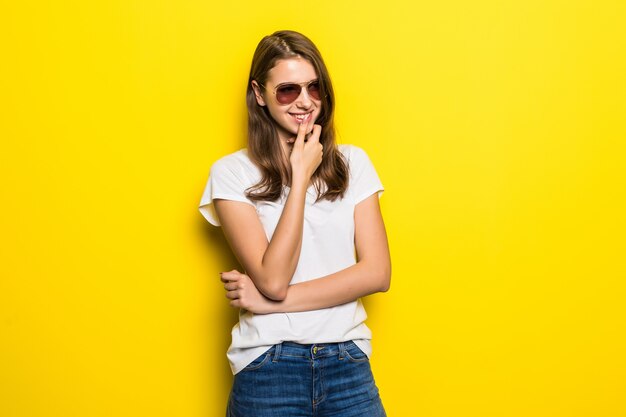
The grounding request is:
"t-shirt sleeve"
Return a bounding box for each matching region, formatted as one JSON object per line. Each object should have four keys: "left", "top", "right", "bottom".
{"left": 348, "top": 146, "right": 384, "bottom": 204}
{"left": 198, "top": 157, "right": 255, "bottom": 226}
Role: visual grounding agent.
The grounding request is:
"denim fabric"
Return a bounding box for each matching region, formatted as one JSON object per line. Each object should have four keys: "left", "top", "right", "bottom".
{"left": 226, "top": 341, "right": 386, "bottom": 417}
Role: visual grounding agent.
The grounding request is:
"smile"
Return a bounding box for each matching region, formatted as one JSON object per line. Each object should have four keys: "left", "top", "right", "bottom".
{"left": 290, "top": 112, "right": 313, "bottom": 124}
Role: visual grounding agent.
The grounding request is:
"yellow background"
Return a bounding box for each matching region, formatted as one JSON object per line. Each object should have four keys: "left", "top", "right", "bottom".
{"left": 1, "top": 1, "right": 625, "bottom": 416}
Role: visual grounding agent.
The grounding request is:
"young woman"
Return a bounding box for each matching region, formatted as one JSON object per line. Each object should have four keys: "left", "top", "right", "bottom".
{"left": 199, "top": 30, "right": 390, "bottom": 417}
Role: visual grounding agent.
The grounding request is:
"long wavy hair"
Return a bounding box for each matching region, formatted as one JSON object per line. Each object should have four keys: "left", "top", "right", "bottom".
{"left": 245, "top": 30, "right": 348, "bottom": 202}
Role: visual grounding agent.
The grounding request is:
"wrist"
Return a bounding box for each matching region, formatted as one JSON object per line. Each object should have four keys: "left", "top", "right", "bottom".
{"left": 289, "top": 174, "right": 310, "bottom": 191}
{"left": 261, "top": 298, "right": 283, "bottom": 314}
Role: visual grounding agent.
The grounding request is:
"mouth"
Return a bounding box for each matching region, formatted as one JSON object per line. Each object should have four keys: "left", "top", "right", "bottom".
{"left": 289, "top": 112, "right": 313, "bottom": 124}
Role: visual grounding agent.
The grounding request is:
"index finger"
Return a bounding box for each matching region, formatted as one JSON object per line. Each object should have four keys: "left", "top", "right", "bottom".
{"left": 293, "top": 118, "right": 308, "bottom": 149}
{"left": 220, "top": 271, "right": 240, "bottom": 282}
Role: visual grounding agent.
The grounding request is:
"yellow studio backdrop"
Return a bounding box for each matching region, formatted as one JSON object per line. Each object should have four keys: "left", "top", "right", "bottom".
{"left": 1, "top": 0, "right": 625, "bottom": 416}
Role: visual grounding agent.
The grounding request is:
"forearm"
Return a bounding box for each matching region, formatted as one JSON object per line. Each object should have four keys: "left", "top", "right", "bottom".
{"left": 257, "top": 179, "right": 308, "bottom": 297}
{"left": 266, "top": 259, "right": 391, "bottom": 313}
{"left": 214, "top": 179, "right": 311, "bottom": 301}
{"left": 217, "top": 122, "right": 322, "bottom": 301}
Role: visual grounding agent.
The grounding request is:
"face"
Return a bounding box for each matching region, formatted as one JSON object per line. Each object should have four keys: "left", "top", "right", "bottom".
{"left": 252, "top": 57, "right": 322, "bottom": 146}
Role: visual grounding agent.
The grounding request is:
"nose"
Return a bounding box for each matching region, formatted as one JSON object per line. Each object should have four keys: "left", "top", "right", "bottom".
{"left": 294, "top": 87, "right": 313, "bottom": 109}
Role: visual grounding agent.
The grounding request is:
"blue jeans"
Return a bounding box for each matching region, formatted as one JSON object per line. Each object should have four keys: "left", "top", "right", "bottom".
{"left": 226, "top": 341, "right": 387, "bottom": 417}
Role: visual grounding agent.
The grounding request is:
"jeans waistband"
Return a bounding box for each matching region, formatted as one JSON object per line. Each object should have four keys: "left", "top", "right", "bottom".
{"left": 270, "top": 341, "right": 353, "bottom": 362}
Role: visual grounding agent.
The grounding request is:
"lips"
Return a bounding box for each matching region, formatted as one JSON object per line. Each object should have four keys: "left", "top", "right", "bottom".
{"left": 289, "top": 112, "right": 312, "bottom": 124}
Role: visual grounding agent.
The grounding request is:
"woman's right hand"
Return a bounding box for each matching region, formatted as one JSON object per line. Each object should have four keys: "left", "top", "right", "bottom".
{"left": 221, "top": 270, "right": 277, "bottom": 314}
{"left": 289, "top": 120, "right": 323, "bottom": 185}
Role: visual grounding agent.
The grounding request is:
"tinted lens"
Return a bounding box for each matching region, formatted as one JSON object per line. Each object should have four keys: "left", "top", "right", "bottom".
{"left": 307, "top": 81, "right": 321, "bottom": 100}
{"left": 274, "top": 81, "right": 322, "bottom": 104}
{"left": 275, "top": 84, "right": 302, "bottom": 104}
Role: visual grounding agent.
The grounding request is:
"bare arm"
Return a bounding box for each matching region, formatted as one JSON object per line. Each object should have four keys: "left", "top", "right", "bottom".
{"left": 215, "top": 121, "right": 323, "bottom": 301}
{"left": 222, "top": 192, "right": 391, "bottom": 312}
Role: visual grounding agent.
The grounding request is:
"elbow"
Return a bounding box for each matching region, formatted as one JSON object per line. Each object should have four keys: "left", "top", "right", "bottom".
{"left": 362, "top": 259, "right": 391, "bottom": 293}
{"left": 377, "top": 263, "right": 391, "bottom": 293}
{"left": 379, "top": 273, "right": 391, "bottom": 293}
{"left": 250, "top": 271, "right": 290, "bottom": 301}
{"left": 261, "top": 282, "right": 289, "bottom": 301}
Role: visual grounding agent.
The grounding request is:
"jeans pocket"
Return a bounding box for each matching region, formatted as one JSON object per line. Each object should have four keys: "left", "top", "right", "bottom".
{"left": 344, "top": 341, "right": 369, "bottom": 363}
{"left": 241, "top": 347, "right": 273, "bottom": 372}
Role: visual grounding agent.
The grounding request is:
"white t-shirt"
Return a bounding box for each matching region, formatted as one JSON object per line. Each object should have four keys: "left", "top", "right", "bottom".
{"left": 199, "top": 144, "right": 384, "bottom": 374}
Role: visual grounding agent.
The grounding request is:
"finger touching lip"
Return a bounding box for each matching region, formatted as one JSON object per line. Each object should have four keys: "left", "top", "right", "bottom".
{"left": 290, "top": 112, "right": 313, "bottom": 124}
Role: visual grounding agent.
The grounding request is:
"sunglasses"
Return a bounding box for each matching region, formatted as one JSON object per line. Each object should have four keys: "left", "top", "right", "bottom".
{"left": 260, "top": 79, "right": 322, "bottom": 105}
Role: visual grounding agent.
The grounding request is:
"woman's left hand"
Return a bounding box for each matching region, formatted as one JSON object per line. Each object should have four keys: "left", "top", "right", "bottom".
{"left": 220, "top": 270, "right": 277, "bottom": 314}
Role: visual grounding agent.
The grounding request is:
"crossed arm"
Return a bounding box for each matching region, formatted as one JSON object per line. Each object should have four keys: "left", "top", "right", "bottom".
{"left": 213, "top": 120, "right": 390, "bottom": 313}
{"left": 214, "top": 191, "right": 391, "bottom": 314}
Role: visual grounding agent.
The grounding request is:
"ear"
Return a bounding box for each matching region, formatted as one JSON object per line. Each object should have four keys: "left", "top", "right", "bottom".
{"left": 251, "top": 80, "right": 266, "bottom": 106}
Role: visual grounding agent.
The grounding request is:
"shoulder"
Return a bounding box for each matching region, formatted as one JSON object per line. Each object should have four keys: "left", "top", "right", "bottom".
{"left": 212, "top": 148, "right": 253, "bottom": 171}
{"left": 338, "top": 144, "right": 374, "bottom": 170}
{"left": 210, "top": 149, "right": 259, "bottom": 180}
{"left": 338, "top": 145, "right": 367, "bottom": 161}
{"left": 338, "top": 144, "right": 383, "bottom": 201}
{"left": 199, "top": 149, "right": 256, "bottom": 226}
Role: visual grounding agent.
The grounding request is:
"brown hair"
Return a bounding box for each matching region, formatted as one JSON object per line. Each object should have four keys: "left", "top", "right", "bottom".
{"left": 245, "top": 30, "right": 348, "bottom": 202}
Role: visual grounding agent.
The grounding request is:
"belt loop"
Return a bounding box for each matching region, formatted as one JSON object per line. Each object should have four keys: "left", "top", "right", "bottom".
{"left": 272, "top": 342, "right": 282, "bottom": 363}
{"left": 338, "top": 342, "right": 346, "bottom": 360}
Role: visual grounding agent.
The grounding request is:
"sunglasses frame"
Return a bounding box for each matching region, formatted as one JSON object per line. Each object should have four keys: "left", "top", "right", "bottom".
{"left": 258, "top": 79, "right": 322, "bottom": 105}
